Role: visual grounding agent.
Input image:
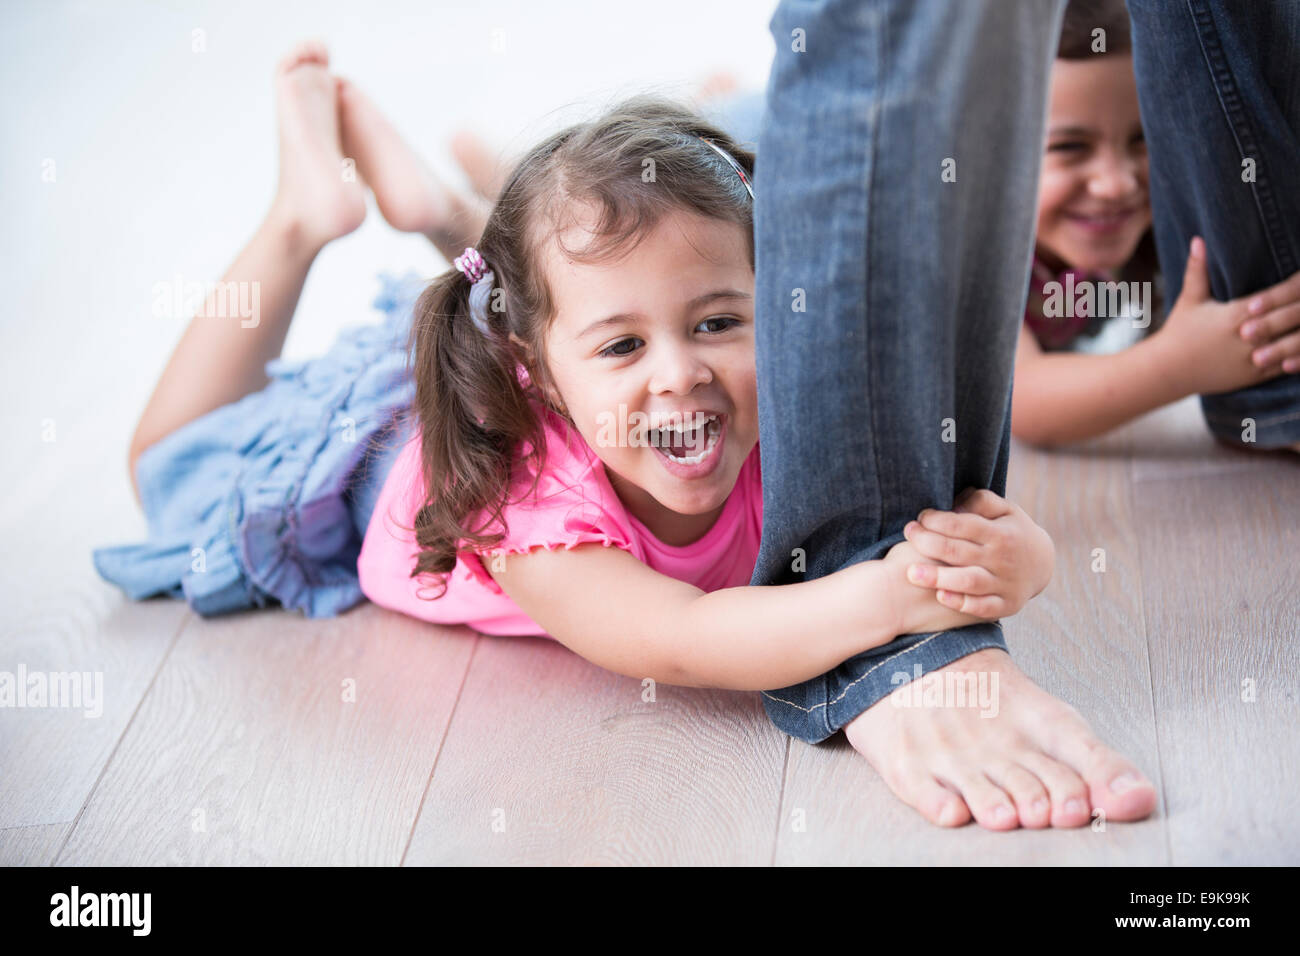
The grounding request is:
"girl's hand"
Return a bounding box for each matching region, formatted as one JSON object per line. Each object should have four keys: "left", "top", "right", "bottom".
{"left": 1153, "top": 236, "right": 1300, "bottom": 396}
{"left": 881, "top": 536, "right": 985, "bottom": 636}
{"left": 900, "top": 488, "right": 1054, "bottom": 620}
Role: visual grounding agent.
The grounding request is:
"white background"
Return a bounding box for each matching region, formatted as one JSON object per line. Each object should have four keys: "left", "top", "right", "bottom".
{"left": 1, "top": 0, "right": 776, "bottom": 417}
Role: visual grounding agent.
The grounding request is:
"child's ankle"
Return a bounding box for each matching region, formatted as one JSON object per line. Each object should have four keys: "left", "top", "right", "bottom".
{"left": 265, "top": 197, "right": 328, "bottom": 260}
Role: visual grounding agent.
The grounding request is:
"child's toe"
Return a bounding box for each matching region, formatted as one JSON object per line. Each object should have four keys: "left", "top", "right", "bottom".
{"left": 277, "top": 40, "right": 330, "bottom": 75}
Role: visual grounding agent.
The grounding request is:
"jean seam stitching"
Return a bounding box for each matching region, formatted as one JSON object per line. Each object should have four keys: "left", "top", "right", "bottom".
{"left": 1186, "top": 0, "right": 1297, "bottom": 278}
{"left": 863, "top": 0, "right": 885, "bottom": 550}
{"left": 761, "top": 631, "right": 947, "bottom": 714}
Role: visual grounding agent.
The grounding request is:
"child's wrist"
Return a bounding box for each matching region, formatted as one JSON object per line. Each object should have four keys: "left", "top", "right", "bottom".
{"left": 849, "top": 558, "right": 911, "bottom": 648}
{"left": 885, "top": 558, "right": 933, "bottom": 637}
{"left": 1142, "top": 327, "right": 1192, "bottom": 402}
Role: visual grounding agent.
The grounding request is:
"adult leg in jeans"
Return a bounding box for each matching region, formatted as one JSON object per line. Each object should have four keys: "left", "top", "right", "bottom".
{"left": 1128, "top": 0, "right": 1300, "bottom": 449}
{"left": 750, "top": 0, "right": 1157, "bottom": 828}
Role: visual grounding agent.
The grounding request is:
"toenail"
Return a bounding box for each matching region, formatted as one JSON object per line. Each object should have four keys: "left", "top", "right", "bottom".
{"left": 994, "top": 805, "right": 1014, "bottom": 824}
{"left": 1110, "top": 772, "right": 1141, "bottom": 793}
{"left": 1032, "top": 798, "right": 1049, "bottom": 817}
{"left": 1065, "top": 798, "right": 1087, "bottom": 817}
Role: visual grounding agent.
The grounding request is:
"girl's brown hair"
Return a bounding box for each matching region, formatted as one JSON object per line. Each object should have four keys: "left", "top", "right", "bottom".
{"left": 1057, "top": 0, "right": 1131, "bottom": 59}
{"left": 395, "top": 93, "right": 756, "bottom": 599}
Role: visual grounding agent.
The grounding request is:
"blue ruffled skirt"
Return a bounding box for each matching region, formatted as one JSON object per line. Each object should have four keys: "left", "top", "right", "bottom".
{"left": 93, "top": 271, "right": 427, "bottom": 618}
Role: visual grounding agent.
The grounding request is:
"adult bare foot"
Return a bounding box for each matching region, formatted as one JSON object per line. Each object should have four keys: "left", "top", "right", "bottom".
{"left": 268, "top": 41, "right": 367, "bottom": 251}
{"left": 844, "top": 647, "right": 1158, "bottom": 830}
{"left": 336, "top": 77, "right": 490, "bottom": 259}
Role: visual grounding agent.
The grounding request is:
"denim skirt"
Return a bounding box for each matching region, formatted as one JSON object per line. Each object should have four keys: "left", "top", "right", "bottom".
{"left": 93, "top": 271, "right": 427, "bottom": 618}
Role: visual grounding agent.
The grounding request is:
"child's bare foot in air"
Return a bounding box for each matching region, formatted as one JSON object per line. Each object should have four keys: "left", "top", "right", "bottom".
{"left": 693, "top": 69, "right": 740, "bottom": 104}
{"left": 268, "top": 41, "right": 367, "bottom": 251}
{"left": 845, "top": 647, "right": 1158, "bottom": 830}
{"left": 336, "top": 77, "right": 490, "bottom": 260}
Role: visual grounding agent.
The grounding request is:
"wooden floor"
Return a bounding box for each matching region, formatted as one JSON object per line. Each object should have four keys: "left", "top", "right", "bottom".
{"left": 2, "top": 378, "right": 1297, "bottom": 865}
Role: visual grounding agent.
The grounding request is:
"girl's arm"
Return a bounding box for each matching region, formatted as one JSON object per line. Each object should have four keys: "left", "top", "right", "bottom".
{"left": 1011, "top": 323, "right": 1182, "bottom": 447}
{"left": 1012, "top": 240, "right": 1300, "bottom": 448}
{"left": 485, "top": 542, "right": 981, "bottom": 691}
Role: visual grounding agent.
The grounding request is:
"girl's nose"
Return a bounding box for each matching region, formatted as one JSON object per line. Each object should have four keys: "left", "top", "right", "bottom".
{"left": 1088, "top": 151, "right": 1141, "bottom": 200}
{"left": 649, "top": 344, "right": 713, "bottom": 396}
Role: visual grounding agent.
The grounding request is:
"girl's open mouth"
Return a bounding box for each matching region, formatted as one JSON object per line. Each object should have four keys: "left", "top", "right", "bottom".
{"left": 649, "top": 414, "right": 725, "bottom": 479}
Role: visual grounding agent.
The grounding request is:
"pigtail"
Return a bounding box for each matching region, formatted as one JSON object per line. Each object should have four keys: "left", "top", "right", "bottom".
{"left": 403, "top": 264, "right": 547, "bottom": 597}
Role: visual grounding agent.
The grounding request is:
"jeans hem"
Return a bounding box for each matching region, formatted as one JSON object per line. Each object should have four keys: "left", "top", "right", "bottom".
{"left": 761, "top": 623, "right": 1010, "bottom": 745}
{"left": 1200, "top": 396, "right": 1300, "bottom": 447}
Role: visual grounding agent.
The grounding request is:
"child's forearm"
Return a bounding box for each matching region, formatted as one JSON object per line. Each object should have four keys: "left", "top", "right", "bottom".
{"left": 1011, "top": 334, "right": 1188, "bottom": 446}
{"left": 670, "top": 559, "right": 914, "bottom": 691}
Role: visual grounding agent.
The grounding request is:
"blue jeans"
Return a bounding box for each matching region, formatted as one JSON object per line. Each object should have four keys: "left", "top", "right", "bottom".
{"left": 1128, "top": 0, "right": 1300, "bottom": 448}
{"left": 732, "top": 0, "right": 1066, "bottom": 744}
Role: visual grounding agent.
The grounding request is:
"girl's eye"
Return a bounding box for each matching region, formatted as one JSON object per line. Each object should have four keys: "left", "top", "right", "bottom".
{"left": 700, "top": 315, "right": 738, "bottom": 334}
{"left": 1048, "top": 141, "right": 1088, "bottom": 153}
{"left": 598, "top": 316, "right": 740, "bottom": 359}
{"left": 601, "top": 337, "right": 641, "bottom": 358}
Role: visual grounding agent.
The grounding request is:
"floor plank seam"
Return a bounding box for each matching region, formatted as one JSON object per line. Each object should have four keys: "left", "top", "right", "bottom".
{"left": 768, "top": 735, "right": 791, "bottom": 867}
{"left": 0, "top": 822, "right": 74, "bottom": 832}
{"left": 397, "top": 630, "right": 482, "bottom": 867}
{"left": 1126, "top": 451, "right": 1173, "bottom": 863}
{"left": 49, "top": 608, "right": 193, "bottom": 865}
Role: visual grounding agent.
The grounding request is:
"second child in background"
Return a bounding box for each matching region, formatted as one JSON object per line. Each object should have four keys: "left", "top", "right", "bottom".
{"left": 1011, "top": 0, "right": 1300, "bottom": 449}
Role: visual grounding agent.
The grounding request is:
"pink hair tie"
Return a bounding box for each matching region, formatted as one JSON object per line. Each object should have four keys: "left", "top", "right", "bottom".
{"left": 454, "top": 247, "right": 489, "bottom": 283}
{"left": 452, "top": 246, "right": 496, "bottom": 336}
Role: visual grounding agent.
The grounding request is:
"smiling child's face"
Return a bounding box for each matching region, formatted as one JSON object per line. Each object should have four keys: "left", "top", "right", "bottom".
{"left": 534, "top": 204, "right": 758, "bottom": 547}
{"left": 1036, "top": 53, "right": 1152, "bottom": 274}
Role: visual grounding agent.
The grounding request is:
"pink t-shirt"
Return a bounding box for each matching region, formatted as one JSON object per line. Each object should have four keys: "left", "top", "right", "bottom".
{"left": 356, "top": 400, "right": 763, "bottom": 637}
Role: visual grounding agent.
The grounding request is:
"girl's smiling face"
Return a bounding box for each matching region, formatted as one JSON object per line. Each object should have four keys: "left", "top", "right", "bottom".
{"left": 534, "top": 204, "right": 757, "bottom": 547}
{"left": 1036, "top": 53, "right": 1152, "bottom": 274}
